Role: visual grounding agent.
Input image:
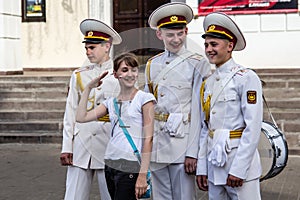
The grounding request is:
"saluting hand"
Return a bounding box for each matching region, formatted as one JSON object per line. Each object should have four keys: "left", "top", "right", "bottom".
{"left": 87, "top": 71, "right": 109, "bottom": 89}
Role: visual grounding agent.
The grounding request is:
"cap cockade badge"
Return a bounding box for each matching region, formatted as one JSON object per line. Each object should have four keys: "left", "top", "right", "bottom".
{"left": 170, "top": 16, "right": 178, "bottom": 22}
{"left": 88, "top": 31, "right": 94, "bottom": 37}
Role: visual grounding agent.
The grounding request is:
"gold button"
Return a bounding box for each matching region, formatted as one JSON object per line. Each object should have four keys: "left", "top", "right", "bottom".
{"left": 160, "top": 93, "right": 164, "bottom": 97}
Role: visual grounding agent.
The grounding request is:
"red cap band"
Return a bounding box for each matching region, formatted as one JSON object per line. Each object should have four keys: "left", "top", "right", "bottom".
{"left": 84, "top": 31, "right": 110, "bottom": 41}
{"left": 157, "top": 15, "right": 187, "bottom": 28}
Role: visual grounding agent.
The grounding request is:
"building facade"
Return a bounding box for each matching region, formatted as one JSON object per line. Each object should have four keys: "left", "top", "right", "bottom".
{"left": 0, "top": 0, "right": 300, "bottom": 74}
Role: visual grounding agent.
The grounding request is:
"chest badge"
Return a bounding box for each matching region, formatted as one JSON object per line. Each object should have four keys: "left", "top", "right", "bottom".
{"left": 247, "top": 91, "right": 257, "bottom": 104}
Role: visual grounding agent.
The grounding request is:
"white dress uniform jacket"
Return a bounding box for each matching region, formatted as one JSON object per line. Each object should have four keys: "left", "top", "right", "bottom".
{"left": 62, "top": 59, "right": 120, "bottom": 169}
{"left": 145, "top": 46, "right": 211, "bottom": 163}
{"left": 197, "top": 58, "right": 262, "bottom": 184}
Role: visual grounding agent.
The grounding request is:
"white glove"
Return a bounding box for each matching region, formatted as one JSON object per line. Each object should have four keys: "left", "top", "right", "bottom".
{"left": 164, "top": 113, "right": 184, "bottom": 138}
{"left": 208, "top": 129, "right": 230, "bottom": 167}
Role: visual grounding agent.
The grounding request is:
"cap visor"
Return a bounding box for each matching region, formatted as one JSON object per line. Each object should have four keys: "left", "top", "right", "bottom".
{"left": 202, "top": 32, "right": 230, "bottom": 40}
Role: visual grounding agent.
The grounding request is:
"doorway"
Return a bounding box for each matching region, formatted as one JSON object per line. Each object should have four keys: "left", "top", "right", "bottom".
{"left": 113, "top": 0, "right": 170, "bottom": 63}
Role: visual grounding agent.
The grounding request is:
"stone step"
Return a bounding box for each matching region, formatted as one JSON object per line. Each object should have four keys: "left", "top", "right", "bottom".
{"left": 262, "top": 80, "right": 300, "bottom": 89}
{"left": 0, "top": 132, "right": 62, "bottom": 143}
{"left": 0, "top": 110, "right": 64, "bottom": 121}
{"left": 0, "top": 100, "right": 66, "bottom": 110}
{"left": 279, "top": 121, "right": 300, "bottom": 133}
{"left": 262, "top": 99, "right": 300, "bottom": 109}
{"left": 0, "top": 82, "right": 68, "bottom": 91}
{"left": 255, "top": 68, "right": 300, "bottom": 73}
{"left": 263, "top": 109, "right": 300, "bottom": 121}
{"left": 258, "top": 73, "right": 300, "bottom": 81}
{"left": 263, "top": 88, "right": 300, "bottom": 99}
{"left": 0, "top": 75, "right": 70, "bottom": 82}
{"left": 0, "top": 91, "right": 68, "bottom": 99}
{"left": 0, "top": 121, "right": 62, "bottom": 132}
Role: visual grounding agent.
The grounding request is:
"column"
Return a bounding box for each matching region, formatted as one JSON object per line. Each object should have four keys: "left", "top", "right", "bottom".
{"left": 0, "top": 0, "right": 22, "bottom": 74}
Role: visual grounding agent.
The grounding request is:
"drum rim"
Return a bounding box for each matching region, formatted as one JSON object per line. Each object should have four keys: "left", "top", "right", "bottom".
{"left": 260, "top": 121, "right": 289, "bottom": 181}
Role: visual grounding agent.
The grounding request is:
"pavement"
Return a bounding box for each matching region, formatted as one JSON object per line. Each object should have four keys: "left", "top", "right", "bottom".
{"left": 0, "top": 143, "right": 299, "bottom": 200}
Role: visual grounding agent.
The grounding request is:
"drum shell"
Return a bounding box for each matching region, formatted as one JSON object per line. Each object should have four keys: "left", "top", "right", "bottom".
{"left": 259, "top": 121, "right": 288, "bottom": 181}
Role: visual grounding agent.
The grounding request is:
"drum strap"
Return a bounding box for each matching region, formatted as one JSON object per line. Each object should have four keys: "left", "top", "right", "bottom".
{"left": 262, "top": 94, "right": 278, "bottom": 128}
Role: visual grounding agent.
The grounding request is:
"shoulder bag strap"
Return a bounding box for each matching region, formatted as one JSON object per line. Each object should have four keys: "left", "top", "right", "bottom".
{"left": 153, "top": 51, "right": 194, "bottom": 85}
{"left": 113, "top": 98, "right": 142, "bottom": 164}
{"left": 210, "top": 67, "right": 244, "bottom": 109}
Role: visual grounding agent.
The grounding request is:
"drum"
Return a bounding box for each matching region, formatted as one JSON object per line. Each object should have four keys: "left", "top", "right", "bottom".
{"left": 258, "top": 121, "right": 288, "bottom": 181}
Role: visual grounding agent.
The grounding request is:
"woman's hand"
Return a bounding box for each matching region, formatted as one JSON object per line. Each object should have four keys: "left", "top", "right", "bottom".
{"left": 135, "top": 173, "right": 148, "bottom": 199}
{"left": 87, "top": 71, "right": 109, "bottom": 89}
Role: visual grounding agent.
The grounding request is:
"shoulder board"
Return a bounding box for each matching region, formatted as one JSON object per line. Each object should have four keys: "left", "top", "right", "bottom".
{"left": 75, "top": 65, "right": 94, "bottom": 73}
{"left": 236, "top": 67, "right": 249, "bottom": 76}
{"left": 147, "top": 52, "right": 164, "bottom": 61}
{"left": 189, "top": 53, "right": 203, "bottom": 61}
{"left": 205, "top": 73, "right": 214, "bottom": 80}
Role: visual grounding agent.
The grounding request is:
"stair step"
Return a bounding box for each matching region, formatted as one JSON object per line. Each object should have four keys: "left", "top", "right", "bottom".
{"left": 0, "top": 82, "right": 68, "bottom": 90}
{"left": 255, "top": 68, "right": 300, "bottom": 73}
{"left": 0, "top": 110, "right": 64, "bottom": 121}
{"left": 280, "top": 121, "right": 300, "bottom": 133}
{"left": 0, "top": 100, "right": 66, "bottom": 110}
{"left": 262, "top": 80, "right": 300, "bottom": 89}
{"left": 263, "top": 99, "right": 300, "bottom": 109}
{"left": 263, "top": 88, "right": 300, "bottom": 98}
{"left": 258, "top": 73, "right": 300, "bottom": 81}
{"left": 0, "top": 76, "right": 70, "bottom": 82}
{"left": 0, "top": 91, "right": 68, "bottom": 99}
{"left": 0, "top": 121, "right": 62, "bottom": 132}
{"left": 263, "top": 109, "right": 300, "bottom": 121}
{"left": 0, "top": 132, "right": 62, "bottom": 143}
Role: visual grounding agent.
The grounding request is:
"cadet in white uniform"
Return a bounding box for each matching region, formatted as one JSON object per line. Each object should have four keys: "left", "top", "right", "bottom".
{"left": 60, "top": 19, "right": 121, "bottom": 200}
{"left": 196, "top": 12, "right": 263, "bottom": 200}
{"left": 145, "top": 3, "right": 211, "bottom": 200}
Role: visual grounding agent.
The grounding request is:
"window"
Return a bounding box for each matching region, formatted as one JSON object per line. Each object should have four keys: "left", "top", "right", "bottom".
{"left": 22, "top": 0, "right": 46, "bottom": 22}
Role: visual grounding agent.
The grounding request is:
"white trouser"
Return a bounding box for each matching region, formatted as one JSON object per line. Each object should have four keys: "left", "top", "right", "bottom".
{"left": 151, "top": 163, "right": 196, "bottom": 200}
{"left": 64, "top": 165, "right": 111, "bottom": 200}
{"left": 208, "top": 178, "right": 261, "bottom": 200}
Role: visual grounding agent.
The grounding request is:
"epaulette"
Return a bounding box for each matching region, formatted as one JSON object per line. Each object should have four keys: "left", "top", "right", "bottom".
{"left": 205, "top": 73, "right": 214, "bottom": 80}
{"left": 190, "top": 53, "right": 203, "bottom": 61}
{"left": 75, "top": 65, "right": 94, "bottom": 74}
{"left": 233, "top": 66, "right": 249, "bottom": 76}
{"left": 147, "top": 52, "right": 164, "bottom": 62}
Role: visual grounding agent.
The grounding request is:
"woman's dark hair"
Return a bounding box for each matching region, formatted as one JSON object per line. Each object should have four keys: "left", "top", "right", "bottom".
{"left": 113, "top": 52, "right": 139, "bottom": 72}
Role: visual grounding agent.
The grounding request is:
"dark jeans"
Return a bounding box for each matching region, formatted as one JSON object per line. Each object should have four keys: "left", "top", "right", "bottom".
{"left": 105, "top": 159, "right": 140, "bottom": 200}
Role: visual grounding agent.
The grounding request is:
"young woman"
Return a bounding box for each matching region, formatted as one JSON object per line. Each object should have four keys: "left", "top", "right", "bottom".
{"left": 76, "top": 52, "right": 155, "bottom": 200}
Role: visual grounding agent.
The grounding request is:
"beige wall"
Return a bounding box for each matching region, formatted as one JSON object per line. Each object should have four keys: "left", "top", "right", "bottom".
{"left": 20, "top": 0, "right": 300, "bottom": 69}
{"left": 186, "top": 0, "right": 300, "bottom": 69}
{"left": 0, "top": 0, "right": 22, "bottom": 73}
{"left": 22, "top": 0, "right": 89, "bottom": 69}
